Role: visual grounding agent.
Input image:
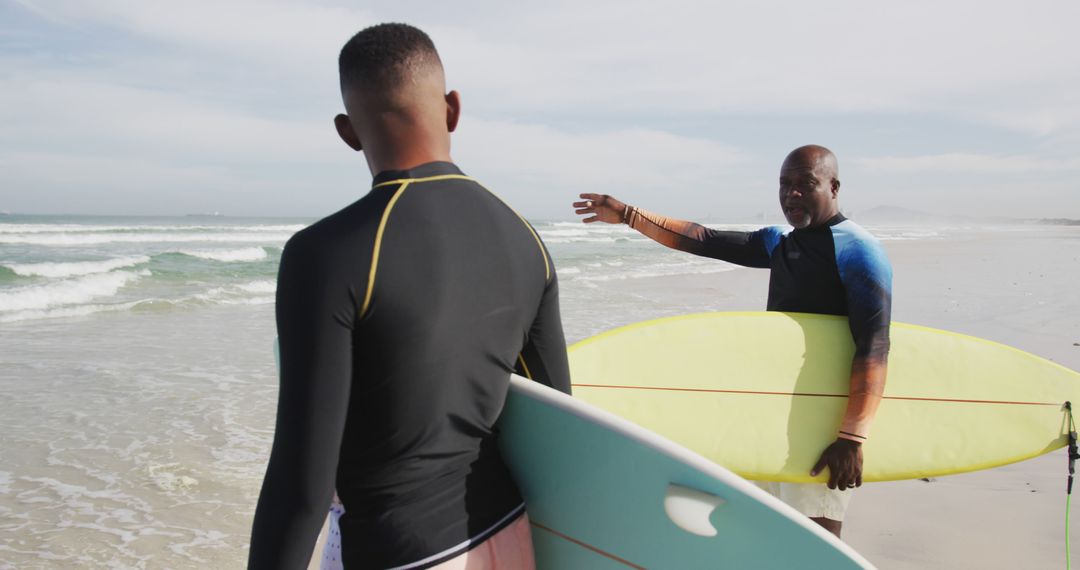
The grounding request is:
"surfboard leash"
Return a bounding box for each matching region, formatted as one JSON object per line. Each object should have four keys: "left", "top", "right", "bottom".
{"left": 1066, "top": 401, "right": 1078, "bottom": 569}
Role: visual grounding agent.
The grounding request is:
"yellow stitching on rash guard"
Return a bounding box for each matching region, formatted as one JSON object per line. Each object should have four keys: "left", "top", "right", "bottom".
{"left": 471, "top": 182, "right": 551, "bottom": 282}
{"left": 517, "top": 353, "right": 533, "bottom": 379}
{"left": 361, "top": 180, "right": 412, "bottom": 317}
{"left": 371, "top": 174, "right": 475, "bottom": 189}
{"left": 373, "top": 175, "right": 551, "bottom": 282}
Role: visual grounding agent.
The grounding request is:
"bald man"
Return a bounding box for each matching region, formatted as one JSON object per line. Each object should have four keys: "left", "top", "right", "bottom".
{"left": 249, "top": 23, "right": 570, "bottom": 569}
{"left": 573, "top": 145, "right": 892, "bottom": 538}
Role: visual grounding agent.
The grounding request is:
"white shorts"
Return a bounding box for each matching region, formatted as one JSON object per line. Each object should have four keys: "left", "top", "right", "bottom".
{"left": 754, "top": 481, "right": 853, "bottom": 522}
{"left": 316, "top": 495, "right": 346, "bottom": 570}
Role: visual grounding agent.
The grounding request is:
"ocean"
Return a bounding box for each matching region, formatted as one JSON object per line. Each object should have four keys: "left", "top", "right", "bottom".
{"left": 0, "top": 214, "right": 965, "bottom": 567}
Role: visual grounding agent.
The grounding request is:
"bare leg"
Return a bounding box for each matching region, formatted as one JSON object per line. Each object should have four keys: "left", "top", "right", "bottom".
{"left": 810, "top": 517, "right": 842, "bottom": 538}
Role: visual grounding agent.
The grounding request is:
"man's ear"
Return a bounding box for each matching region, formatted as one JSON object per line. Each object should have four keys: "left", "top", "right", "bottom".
{"left": 831, "top": 179, "right": 841, "bottom": 197}
{"left": 334, "top": 114, "right": 363, "bottom": 151}
{"left": 445, "top": 90, "right": 461, "bottom": 133}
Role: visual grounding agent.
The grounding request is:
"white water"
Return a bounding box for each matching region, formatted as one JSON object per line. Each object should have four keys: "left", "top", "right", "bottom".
{"left": 175, "top": 248, "right": 268, "bottom": 263}
{"left": 3, "top": 256, "right": 151, "bottom": 278}
{"left": 0, "top": 270, "right": 146, "bottom": 312}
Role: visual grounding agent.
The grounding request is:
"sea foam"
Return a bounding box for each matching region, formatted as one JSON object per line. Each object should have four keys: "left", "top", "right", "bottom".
{"left": 0, "top": 299, "right": 150, "bottom": 323}
{"left": 3, "top": 256, "right": 151, "bottom": 278}
{"left": 0, "top": 270, "right": 144, "bottom": 313}
{"left": 573, "top": 264, "right": 738, "bottom": 282}
{"left": 175, "top": 248, "right": 268, "bottom": 263}
{"left": 193, "top": 280, "right": 276, "bottom": 306}
{"left": 235, "top": 280, "right": 276, "bottom": 294}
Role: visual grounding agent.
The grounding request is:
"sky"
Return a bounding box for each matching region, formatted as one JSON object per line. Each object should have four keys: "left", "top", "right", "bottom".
{"left": 2, "top": 0, "right": 1078, "bottom": 220}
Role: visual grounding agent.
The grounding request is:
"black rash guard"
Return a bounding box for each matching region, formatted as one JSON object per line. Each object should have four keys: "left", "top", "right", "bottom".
{"left": 626, "top": 209, "right": 892, "bottom": 362}
{"left": 624, "top": 208, "right": 892, "bottom": 440}
{"left": 249, "top": 161, "right": 571, "bottom": 569}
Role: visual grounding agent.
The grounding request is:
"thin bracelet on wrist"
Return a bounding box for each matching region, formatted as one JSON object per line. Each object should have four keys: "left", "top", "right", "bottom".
{"left": 837, "top": 430, "right": 867, "bottom": 443}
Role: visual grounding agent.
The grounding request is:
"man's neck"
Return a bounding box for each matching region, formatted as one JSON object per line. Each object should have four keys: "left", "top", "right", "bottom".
{"left": 368, "top": 158, "right": 448, "bottom": 177}
{"left": 364, "top": 139, "right": 452, "bottom": 177}
{"left": 362, "top": 111, "right": 452, "bottom": 176}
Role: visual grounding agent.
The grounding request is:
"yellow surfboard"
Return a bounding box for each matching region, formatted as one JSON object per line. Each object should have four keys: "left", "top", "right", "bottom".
{"left": 569, "top": 312, "right": 1080, "bottom": 483}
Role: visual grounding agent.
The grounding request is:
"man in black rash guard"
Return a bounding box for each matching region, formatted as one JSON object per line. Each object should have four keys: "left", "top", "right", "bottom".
{"left": 572, "top": 145, "right": 892, "bottom": 539}
{"left": 248, "top": 23, "right": 570, "bottom": 569}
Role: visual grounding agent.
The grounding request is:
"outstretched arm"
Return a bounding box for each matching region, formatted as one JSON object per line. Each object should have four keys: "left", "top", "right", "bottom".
{"left": 249, "top": 234, "right": 354, "bottom": 569}
{"left": 573, "top": 193, "right": 771, "bottom": 267}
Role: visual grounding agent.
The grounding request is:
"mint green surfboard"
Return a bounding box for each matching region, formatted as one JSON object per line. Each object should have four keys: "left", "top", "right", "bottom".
{"left": 497, "top": 376, "right": 875, "bottom": 569}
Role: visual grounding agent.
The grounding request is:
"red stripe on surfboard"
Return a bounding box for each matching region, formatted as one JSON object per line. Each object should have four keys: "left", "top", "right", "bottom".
{"left": 571, "top": 383, "right": 1063, "bottom": 407}
{"left": 530, "top": 520, "right": 646, "bottom": 569}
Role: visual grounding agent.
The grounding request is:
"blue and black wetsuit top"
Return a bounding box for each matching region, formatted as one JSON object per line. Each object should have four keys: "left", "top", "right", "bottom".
{"left": 249, "top": 161, "right": 571, "bottom": 569}
{"left": 625, "top": 209, "right": 892, "bottom": 362}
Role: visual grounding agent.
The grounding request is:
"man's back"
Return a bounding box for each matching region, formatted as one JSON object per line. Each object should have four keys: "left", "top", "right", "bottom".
{"left": 255, "top": 161, "right": 569, "bottom": 568}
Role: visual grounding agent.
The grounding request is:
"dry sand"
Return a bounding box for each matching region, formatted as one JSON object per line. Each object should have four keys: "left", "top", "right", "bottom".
{"left": 848, "top": 227, "right": 1080, "bottom": 570}
{"left": 592, "top": 224, "right": 1080, "bottom": 569}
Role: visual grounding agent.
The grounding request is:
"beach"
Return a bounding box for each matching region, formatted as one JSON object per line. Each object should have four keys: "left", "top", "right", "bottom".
{"left": 1, "top": 217, "right": 1078, "bottom": 568}
{"left": 594, "top": 225, "right": 1080, "bottom": 569}
{"left": 846, "top": 227, "right": 1080, "bottom": 570}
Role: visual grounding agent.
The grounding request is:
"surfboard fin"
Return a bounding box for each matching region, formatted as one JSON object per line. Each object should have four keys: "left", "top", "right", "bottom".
{"left": 664, "top": 484, "right": 726, "bottom": 537}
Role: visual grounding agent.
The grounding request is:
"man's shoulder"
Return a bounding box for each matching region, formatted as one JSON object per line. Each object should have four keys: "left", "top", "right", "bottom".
{"left": 284, "top": 191, "right": 391, "bottom": 257}
{"left": 829, "top": 218, "right": 892, "bottom": 274}
{"left": 830, "top": 219, "right": 883, "bottom": 249}
{"left": 755, "top": 225, "right": 792, "bottom": 256}
{"left": 760, "top": 225, "right": 791, "bottom": 237}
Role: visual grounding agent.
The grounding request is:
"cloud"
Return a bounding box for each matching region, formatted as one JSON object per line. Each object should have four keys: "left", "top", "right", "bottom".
{"left": 452, "top": 117, "right": 755, "bottom": 217}
{"left": 17, "top": 0, "right": 1080, "bottom": 125}
{"left": 1, "top": 151, "right": 242, "bottom": 214}
{"left": 19, "top": 0, "right": 371, "bottom": 70}
{"left": 456, "top": 117, "right": 746, "bottom": 187}
{"left": 0, "top": 70, "right": 343, "bottom": 164}
{"left": 956, "top": 99, "right": 1080, "bottom": 139}
{"left": 3, "top": 151, "right": 232, "bottom": 188}
{"left": 431, "top": 0, "right": 1080, "bottom": 128}
{"left": 3, "top": 0, "right": 1079, "bottom": 218}
{"left": 855, "top": 153, "right": 1080, "bottom": 175}
{"left": 0, "top": 148, "right": 365, "bottom": 216}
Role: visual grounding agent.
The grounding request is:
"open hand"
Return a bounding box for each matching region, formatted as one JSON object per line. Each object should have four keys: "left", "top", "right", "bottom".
{"left": 573, "top": 193, "right": 627, "bottom": 224}
{"left": 811, "top": 438, "right": 863, "bottom": 490}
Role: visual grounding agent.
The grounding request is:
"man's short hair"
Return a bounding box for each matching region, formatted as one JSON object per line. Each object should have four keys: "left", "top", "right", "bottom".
{"left": 339, "top": 23, "right": 442, "bottom": 93}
